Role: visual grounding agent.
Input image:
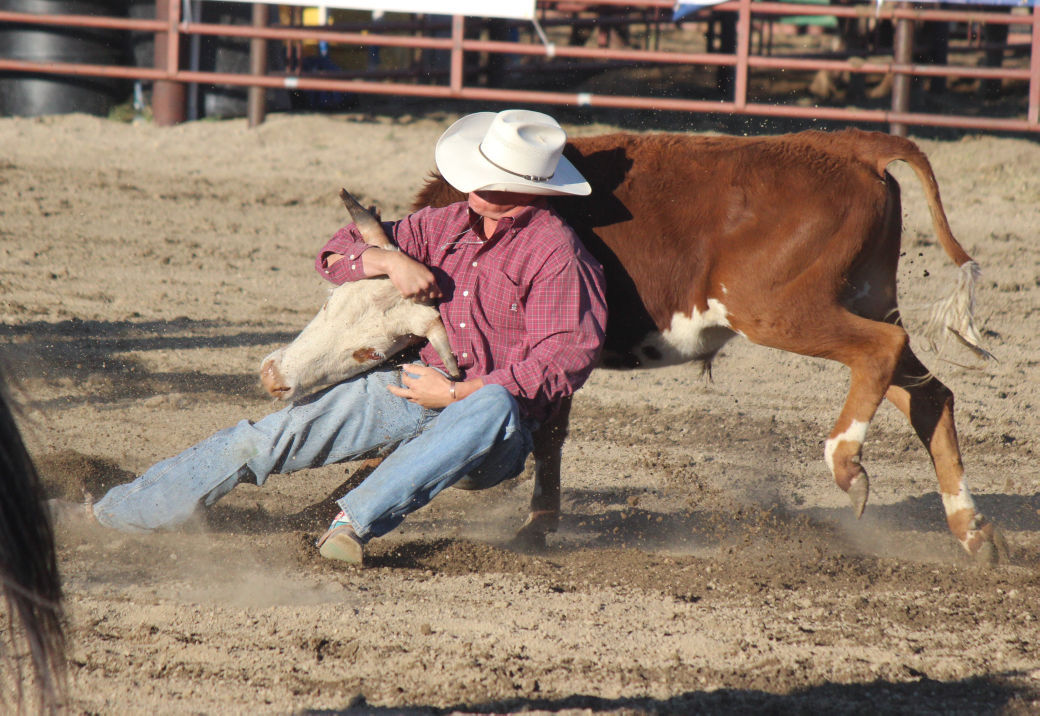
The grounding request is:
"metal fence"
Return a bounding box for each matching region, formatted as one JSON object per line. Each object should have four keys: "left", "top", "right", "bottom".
{"left": 0, "top": 0, "right": 1037, "bottom": 134}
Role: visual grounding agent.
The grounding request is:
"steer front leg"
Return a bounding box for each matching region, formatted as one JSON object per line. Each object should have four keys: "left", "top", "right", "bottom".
{"left": 514, "top": 396, "right": 572, "bottom": 550}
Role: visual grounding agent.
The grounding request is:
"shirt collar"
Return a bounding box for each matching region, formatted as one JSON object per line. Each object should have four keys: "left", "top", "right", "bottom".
{"left": 466, "top": 199, "right": 548, "bottom": 242}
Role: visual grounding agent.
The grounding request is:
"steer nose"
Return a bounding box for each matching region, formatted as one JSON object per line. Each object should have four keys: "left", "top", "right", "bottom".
{"left": 260, "top": 357, "right": 292, "bottom": 399}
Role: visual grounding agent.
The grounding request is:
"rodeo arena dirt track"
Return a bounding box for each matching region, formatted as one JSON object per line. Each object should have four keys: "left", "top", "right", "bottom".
{"left": 2, "top": 104, "right": 1040, "bottom": 714}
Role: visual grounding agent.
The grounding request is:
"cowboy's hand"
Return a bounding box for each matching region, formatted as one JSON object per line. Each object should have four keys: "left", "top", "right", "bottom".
{"left": 387, "top": 364, "right": 453, "bottom": 409}
{"left": 384, "top": 252, "right": 442, "bottom": 303}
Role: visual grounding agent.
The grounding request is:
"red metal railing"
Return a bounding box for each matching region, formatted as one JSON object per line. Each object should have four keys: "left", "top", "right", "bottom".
{"left": 0, "top": 0, "right": 1036, "bottom": 133}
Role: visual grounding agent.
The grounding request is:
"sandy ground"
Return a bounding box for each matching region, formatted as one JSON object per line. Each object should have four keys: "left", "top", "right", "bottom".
{"left": 2, "top": 109, "right": 1040, "bottom": 714}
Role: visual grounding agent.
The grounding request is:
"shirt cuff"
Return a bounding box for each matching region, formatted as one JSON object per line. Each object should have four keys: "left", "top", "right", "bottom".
{"left": 317, "top": 245, "right": 372, "bottom": 284}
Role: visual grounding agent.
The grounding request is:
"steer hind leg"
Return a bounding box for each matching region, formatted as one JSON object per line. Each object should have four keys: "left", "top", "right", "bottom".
{"left": 884, "top": 345, "right": 1007, "bottom": 563}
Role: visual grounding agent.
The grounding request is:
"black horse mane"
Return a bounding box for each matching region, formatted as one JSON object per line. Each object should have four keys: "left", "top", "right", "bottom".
{"left": 0, "top": 374, "right": 65, "bottom": 711}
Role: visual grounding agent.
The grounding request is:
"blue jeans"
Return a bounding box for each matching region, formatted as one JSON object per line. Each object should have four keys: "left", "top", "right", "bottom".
{"left": 93, "top": 366, "right": 536, "bottom": 540}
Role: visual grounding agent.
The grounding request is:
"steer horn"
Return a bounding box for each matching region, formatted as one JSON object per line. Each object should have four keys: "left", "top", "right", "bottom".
{"left": 339, "top": 188, "right": 394, "bottom": 250}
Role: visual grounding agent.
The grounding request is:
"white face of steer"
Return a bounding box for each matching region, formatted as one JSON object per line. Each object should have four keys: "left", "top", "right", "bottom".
{"left": 260, "top": 278, "right": 440, "bottom": 401}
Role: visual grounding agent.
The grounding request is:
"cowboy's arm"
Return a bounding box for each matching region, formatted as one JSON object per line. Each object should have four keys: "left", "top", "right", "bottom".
{"left": 316, "top": 216, "right": 440, "bottom": 300}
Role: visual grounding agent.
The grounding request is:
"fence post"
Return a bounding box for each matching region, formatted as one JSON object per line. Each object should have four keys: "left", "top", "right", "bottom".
{"left": 450, "top": 15, "right": 464, "bottom": 95}
{"left": 1030, "top": 2, "right": 1039, "bottom": 127}
{"left": 890, "top": 4, "right": 914, "bottom": 136}
{"left": 735, "top": 0, "right": 752, "bottom": 110}
{"left": 247, "top": 2, "right": 267, "bottom": 128}
{"left": 152, "top": 0, "right": 186, "bottom": 126}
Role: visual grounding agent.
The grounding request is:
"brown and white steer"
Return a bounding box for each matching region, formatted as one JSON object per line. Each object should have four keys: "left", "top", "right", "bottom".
{"left": 259, "top": 189, "right": 459, "bottom": 401}
{"left": 266, "top": 129, "right": 1005, "bottom": 563}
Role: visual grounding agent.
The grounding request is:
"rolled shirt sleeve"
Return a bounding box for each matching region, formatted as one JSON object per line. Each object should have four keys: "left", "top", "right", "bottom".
{"left": 315, "top": 226, "right": 375, "bottom": 284}
{"left": 316, "top": 215, "right": 431, "bottom": 285}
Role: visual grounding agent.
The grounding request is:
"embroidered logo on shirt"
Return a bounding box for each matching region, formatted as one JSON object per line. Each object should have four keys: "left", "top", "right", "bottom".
{"left": 510, "top": 303, "right": 518, "bottom": 312}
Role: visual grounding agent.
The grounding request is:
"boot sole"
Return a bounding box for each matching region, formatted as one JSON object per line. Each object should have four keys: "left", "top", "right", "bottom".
{"left": 317, "top": 530, "right": 363, "bottom": 565}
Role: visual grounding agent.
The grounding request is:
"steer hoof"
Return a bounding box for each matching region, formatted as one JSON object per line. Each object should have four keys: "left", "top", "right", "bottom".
{"left": 974, "top": 540, "right": 998, "bottom": 567}
{"left": 958, "top": 515, "right": 1010, "bottom": 567}
{"left": 511, "top": 510, "right": 558, "bottom": 553}
{"left": 511, "top": 529, "right": 547, "bottom": 553}
{"left": 971, "top": 524, "right": 1010, "bottom": 567}
{"left": 847, "top": 473, "right": 870, "bottom": 519}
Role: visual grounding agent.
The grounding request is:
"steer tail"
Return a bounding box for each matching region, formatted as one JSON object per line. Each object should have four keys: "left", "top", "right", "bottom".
{"left": 859, "top": 132, "right": 991, "bottom": 359}
{"left": 339, "top": 188, "right": 395, "bottom": 250}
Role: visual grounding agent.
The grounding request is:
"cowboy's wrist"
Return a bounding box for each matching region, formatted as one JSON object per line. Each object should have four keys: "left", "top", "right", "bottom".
{"left": 370, "top": 247, "right": 400, "bottom": 274}
{"left": 451, "top": 378, "right": 483, "bottom": 403}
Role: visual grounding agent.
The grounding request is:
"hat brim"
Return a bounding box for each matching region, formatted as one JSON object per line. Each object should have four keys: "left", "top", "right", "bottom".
{"left": 435, "top": 112, "right": 591, "bottom": 197}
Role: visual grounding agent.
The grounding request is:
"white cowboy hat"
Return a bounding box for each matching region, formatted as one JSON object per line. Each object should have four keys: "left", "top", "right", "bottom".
{"left": 434, "top": 109, "right": 591, "bottom": 196}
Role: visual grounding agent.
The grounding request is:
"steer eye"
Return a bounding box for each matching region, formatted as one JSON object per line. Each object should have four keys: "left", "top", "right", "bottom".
{"left": 353, "top": 347, "right": 385, "bottom": 363}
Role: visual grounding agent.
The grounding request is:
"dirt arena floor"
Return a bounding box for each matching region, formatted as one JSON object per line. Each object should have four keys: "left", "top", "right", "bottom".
{"left": 3, "top": 109, "right": 1040, "bottom": 714}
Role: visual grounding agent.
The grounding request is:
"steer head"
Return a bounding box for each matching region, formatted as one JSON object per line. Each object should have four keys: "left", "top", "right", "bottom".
{"left": 260, "top": 280, "right": 430, "bottom": 400}
{"left": 259, "top": 189, "right": 458, "bottom": 401}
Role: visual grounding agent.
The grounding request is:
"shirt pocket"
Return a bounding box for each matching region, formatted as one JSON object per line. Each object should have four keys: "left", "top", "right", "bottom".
{"left": 477, "top": 268, "right": 524, "bottom": 333}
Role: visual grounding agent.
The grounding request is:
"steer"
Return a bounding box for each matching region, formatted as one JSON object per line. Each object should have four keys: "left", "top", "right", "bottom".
{"left": 267, "top": 129, "right": 1005, "bottom": 564}
{"left": 259, "top": 189, "right": 459, "bottom": 401}
{"left": 415, "top": 128, "right": 1005, "bottom": 563}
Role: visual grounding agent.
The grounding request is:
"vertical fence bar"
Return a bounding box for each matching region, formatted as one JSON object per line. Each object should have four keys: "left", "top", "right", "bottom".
{"left": 247, "top": 2, "right": 267, "bottom": 128}
{"left": 890, "top": 4, "right": 914, "bottom": 136}
{"left": 1030, "top": 2, "right": 1039, "bottom": 127}
{"left": 734, "top": 0, "right": 752, "bottom": 110}
{"left": 153, "top": 0, "right": 186, "bottom": 126}
{"left": 451, "top": 15, "right": 465, "bottom": 95}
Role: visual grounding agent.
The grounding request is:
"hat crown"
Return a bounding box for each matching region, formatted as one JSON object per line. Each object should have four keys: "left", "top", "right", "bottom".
{"left": 434, "top": 109, "right": 590, "bottom": 196}
{"left": 477, "top": 110, "right": 565, "bottom": 182}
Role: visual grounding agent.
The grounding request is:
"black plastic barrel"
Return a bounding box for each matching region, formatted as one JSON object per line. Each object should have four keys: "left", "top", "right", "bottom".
{"left": 196, "top": 1, "right": 289, "bottom": 119}
{"left": 127, "top": 0, "right": 154, "bottom": 69}
{"left": 126, "top": 0, "right": 289, "bottom": 120}
{"left": 0, "top": 0, "right": 129, "bottom": 117}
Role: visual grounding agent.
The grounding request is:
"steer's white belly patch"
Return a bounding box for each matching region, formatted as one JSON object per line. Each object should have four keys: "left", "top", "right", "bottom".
{"left": 638, "top": 298, "right": 738, "bottom": 366}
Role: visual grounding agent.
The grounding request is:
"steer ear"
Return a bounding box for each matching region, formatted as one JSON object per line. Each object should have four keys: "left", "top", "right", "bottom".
{"left": 339, "top": 188, "right": 394, "bottom": 250}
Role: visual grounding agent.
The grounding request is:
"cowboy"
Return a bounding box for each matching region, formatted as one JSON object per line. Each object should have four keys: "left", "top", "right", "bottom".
{"left": 59, "top": 109, "right": 608, "bottom": 565}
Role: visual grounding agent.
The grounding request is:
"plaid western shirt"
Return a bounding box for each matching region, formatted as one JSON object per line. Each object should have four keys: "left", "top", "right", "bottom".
{"left": 316, "top": 200, "right": 607, "bottom": 422}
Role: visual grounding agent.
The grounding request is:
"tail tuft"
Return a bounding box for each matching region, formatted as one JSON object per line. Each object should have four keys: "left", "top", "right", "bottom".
{"left": 922, "top": 261, "right": 994, "bottom": 360}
